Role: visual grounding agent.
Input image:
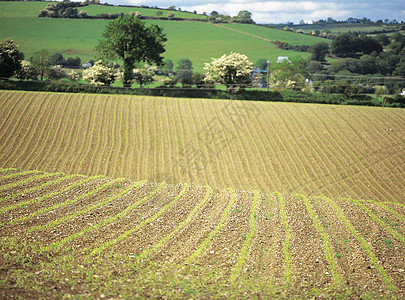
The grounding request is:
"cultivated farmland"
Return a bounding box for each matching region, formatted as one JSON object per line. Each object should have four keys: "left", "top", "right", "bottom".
{"left": 0, "top": 168, "right": 404, "bottom": 298}
{"left": 0, "top": 90, "right": 404, "bottom": 201}
{"left": 0, "top": 90, "right": 404, "bottom": 298}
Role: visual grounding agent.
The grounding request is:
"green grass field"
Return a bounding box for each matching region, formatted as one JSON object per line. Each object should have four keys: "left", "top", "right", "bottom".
{"left": 0, "top": 1, "right": 327, "bottom": 71}
{"left": 83, "top": 4, "right": 208, "bottom": 20}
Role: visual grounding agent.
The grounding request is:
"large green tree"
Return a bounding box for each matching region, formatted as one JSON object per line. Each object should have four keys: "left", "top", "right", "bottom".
{"left": 31, "top": 49, "right": 52, "bottom": 81}
{"left": 310, "top": 42, "right": 329, "bottom": 62}
{"left": 270, "top": 57, "right": 309, "bottom": 90}
{"left": 96, "top": 14, "right": 167, "bottom": 86}
{"left": 0, "top": 38, "right": 21, "bottom": 78}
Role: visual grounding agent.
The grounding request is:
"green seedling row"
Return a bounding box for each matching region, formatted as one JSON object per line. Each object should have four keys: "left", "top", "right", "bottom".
{"left": 140, "top": 186, "right": 213, "bottom": 261}
{"left": 324, "top": 196, "right": 397, "bottom": 292}
{"left": 300, "top": 195, "right": 343, "bottom": 286}
{"left": 102, "top": 96, "right": 118, "bottom": 176}
{"left": 0, "top": 93, "right": 39, "bottom": 164}
{"left": 3, "top": 94, "right": 53, "bottom": 168}
{"left": 77, "top": 95, "right": 102, "bottom": 176}
{"left": 88, "top": 182, "right": 168, "bottom": 255}
{"left": 3, "top": 175, "right": 102, "bottom": 227}
{"left": 306, "top": 105, "right": 393, "bottom": 201}
{"left": 1, "top": 91, "right": 404, "bottom": 201}
{"left": 349, "top": 198, "right": 405, "bottom": 244}
{"left": 292, "top": 104, "right": 358, "bottom": 197}
{"left": 26, "top": 94, "right": 70, "bottom": 171}
{"left": 185, "top": 188, "right": 237, "bottom": 265}
{"left": 27, "top": 177, "right": 125, "bottom": 234}
{"left": 276, "top": 192, "right": 292, "bottom": 285}
{"left": 0, "top": 92, "right": 32, "bottom": 149}
{"left": 18, "top": 95, "right": 61, "bottom": 169}
{"left": 229, "top": 190, "right": 259, "bottom": 283}
{"left": 67, "top": 95, "right": 97, "bottom": 175}
{"left": 0, "top": 169, "right": 40, "bottom": 182}
{"left": 48, "top": 94, "right": 83, "bottom": 172}
{"left": 42, "top": 181, "right": 163, "bottom": 252}
{"left": 93, "top": 183, "right": 189, "bottom": 256}
{"left": 0, "top": 174, "right": 79, "bottom": 213}
{"left": 278, "top": 104, "right": 340, "bottom": 196}
{"left": 0, "top": 172, "right": 62, "bottom": 194}
{"left": 318, "top": 105, "right": 402, "bottom": 201}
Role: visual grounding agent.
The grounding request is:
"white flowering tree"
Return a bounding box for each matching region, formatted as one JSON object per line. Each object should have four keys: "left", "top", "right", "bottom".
{"left": 0, "top": 38, "right": 21, "bottom": 78}
{"left": 82, "top": 60, "right": 118, "bottom": 86}
{"left": 16, "top": 60, "right": 37, "bottom": 80}
{"left": 204, "top": 52, "right": 253, "bottom": 91}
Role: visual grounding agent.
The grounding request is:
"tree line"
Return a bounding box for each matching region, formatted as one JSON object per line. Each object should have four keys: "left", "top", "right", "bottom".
{"left": 36, "top": 0, "right": 254, "bottom": 24}
{"left": 1, "top": 15, "right": 404, "bottom": 103}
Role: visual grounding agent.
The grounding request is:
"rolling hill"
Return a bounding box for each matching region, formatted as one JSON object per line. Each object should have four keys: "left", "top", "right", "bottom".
{"left": 0, "top": 2, "right": 404, "bottom": 298}
{"left": 0, "top": 90, "right": 404, "bottom": 298}
{"left": 0, "top": 1, "right": 329, "bottom": 71}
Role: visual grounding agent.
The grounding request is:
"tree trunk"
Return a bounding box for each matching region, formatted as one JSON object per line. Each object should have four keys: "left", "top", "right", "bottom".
{"left": 123, "top": 58, "right": 134, "bottom": 87}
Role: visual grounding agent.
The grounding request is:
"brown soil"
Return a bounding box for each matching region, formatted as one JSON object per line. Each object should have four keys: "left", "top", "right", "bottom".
{"left": 0, "top": 170, "right": 403, "bottom": 298}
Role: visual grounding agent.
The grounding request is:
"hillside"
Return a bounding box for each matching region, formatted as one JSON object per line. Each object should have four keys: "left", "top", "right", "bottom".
{"left": 269, "top": 22, "right": 397, "bottom": 34}
{"left": 0, "top": 88, "right": 404, "bottom": 298}
{"left": 0, "top": 90, "right": 404, "bottom": 202}
{"left": 0, "top": 1, "right": 328, "bottom": 71}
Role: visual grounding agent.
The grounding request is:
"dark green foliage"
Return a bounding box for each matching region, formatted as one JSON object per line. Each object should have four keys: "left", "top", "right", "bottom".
{"left": 2, "top": 78, "right": 404, "bottom": 107}
{"left": 310, "top": 42, "right": 329, "bottom": 61}
{"left": 176, "top": 58, "right": 193, "bottom": 71}
{"left": 174, "top": 58, "right": 193, "bottom": 87}
{"left": 0, "top": 38, "right": 21, "bottom": 78}
{"left": 50, "top": 53, "right": 81, "bottom": 68}
{"left": 31, "top": 49, "right": 52, "bottom": 81}
{"left": 390, "top": 32, "right": 405, "bottom": 54}
{"left": 331, "top": 32, "right": 383, "bottom": 57}
{"left": 272, "top": 41, "right": 310, "bottom": 52}
{"left": 39, "top": 2, "right": 86, "bottom": 18}
{"left": 233, "top": 10, "right": 254, "bottom": 24}
{"left": 192, "top": 73, "right": 206, "bottom": 88}
{"left": 157, "top": 59, "right": 173, "bottom": 75}
{"left": 306, "top": 61, "right": 324, "bottom": 73}
{"left": 96, "top": 15, "right": 166, "bottom": 86}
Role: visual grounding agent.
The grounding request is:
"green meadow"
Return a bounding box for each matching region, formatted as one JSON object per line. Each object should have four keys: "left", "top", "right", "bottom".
{"left": 0, "top": 1, "right": 328, "bottom": 71}
{"left": 83, "top": 4, "right": 208, "bottom": 20}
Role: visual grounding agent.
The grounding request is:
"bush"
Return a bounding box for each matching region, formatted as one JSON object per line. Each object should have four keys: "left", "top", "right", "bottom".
{"left": 82, "top": 60, "right": 118, "bottom": 86}
{"left": 46, "top": 66, "right": 68, "bottom": 80}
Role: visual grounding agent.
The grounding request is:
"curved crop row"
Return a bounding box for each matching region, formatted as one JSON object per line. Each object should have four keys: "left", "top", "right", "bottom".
{"left": 0, "top": 90, "right": 404, "bottom": 201}
{"left": 0, "top": 169, "right": 403, "bottom": 298}
{"left": 323, "top": 196, "right": 398, "bottom": 292}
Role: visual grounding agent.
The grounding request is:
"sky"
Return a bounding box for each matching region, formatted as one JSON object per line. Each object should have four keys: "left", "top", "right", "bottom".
{"left": 92, "top": 0, "right": 405, "bottom": 24}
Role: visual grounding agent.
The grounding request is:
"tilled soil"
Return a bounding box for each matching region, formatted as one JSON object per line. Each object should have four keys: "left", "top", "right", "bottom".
{"left": 0, "top": 170, "right": 404, "bottom": 299}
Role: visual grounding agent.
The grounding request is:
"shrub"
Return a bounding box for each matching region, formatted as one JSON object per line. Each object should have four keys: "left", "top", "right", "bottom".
{"left": 82, "top": 60, "right": 118, "bottom": 86}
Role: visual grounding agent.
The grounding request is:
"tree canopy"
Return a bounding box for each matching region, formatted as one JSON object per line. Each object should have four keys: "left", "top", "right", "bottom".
{"left": 270, "top": 57, "right": 309, "bottom": 90}
{"left": 204, "top": 52, "right": 253, "bottom": 91}
{"left": 331, "top": 32, "right": 383, "bottom": 58}
{"left": 0, "top": 38, "right": 21, "bottom": 79}
{"left": 96, "top": 14, "right": 166, "bottom": 86}
{"left": 310, "top": 42, "right": 329, "bottom": 62}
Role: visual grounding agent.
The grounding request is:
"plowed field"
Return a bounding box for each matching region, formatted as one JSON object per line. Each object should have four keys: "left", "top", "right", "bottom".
{"left": 0, "top": 90, "right": 404, "bottom": 298}
{"left": 0, "top": 169, "right": 404, "bottom": 298}
{"left": 0, "top": 90, "right": 404, "bottom": 201}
